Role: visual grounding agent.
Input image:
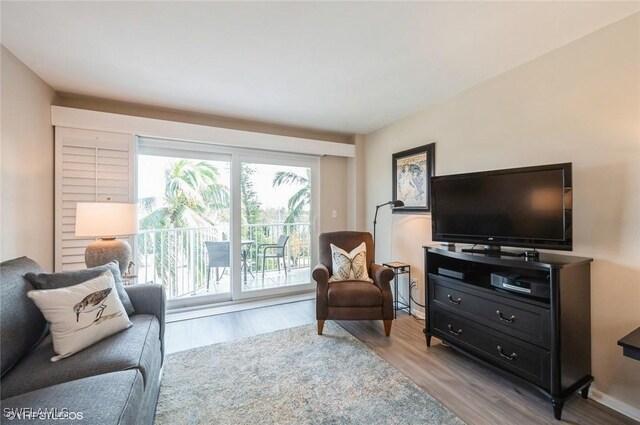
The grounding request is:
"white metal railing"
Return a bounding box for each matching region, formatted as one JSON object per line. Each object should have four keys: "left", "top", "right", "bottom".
{"left": 136, "top": 223, "right": 310, "bottom": 299}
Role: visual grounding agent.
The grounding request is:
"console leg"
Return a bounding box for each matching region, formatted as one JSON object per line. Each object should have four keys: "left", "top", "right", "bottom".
{"left": 581, "top": 384, "right": 591, "bottom": 400}
{"left": 552, "top": 400, "right": 564, "bottom": 420}
{"left": 426, "top": 334, "right": 432, "bottom": 347}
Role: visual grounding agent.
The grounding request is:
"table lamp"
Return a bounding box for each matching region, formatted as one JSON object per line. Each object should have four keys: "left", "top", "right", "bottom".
{"left": 75, "top": 202, "right": 138, "bottom": 275}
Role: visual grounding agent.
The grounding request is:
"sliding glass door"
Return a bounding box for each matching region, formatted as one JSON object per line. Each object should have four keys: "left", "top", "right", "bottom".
{"left": 236, "top": 157, "right": 315, "bottom": 298}
{"left": 136, "top": 140, "right": 317, "bottom": 308}
{"left": 137, "top": 150, "right": 233, "bottom": 307}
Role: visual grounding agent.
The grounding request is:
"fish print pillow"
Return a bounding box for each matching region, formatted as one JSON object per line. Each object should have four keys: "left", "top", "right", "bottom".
{"left": 27, "top": 270, "right": 132, "bottom": 362}
{"left": 329, "top": 242, "right": 373, "bottom": 283}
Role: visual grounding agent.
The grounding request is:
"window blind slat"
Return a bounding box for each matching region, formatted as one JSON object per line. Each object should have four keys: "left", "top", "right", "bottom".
{"left": 55, "top": 128, "right": 135, "bottom": 272}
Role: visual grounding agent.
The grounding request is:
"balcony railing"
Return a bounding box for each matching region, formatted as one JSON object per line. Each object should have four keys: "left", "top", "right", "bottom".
{"left": 136, "top": 223, "right": 311, "bottom": 299}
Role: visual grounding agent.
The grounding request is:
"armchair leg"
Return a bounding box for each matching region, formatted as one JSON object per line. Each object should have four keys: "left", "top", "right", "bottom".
{"left": 383, "top": 320, "right": 392, "bottom": 337}
{"left": 317, "top": 320, "right": 325, "bottom": 335}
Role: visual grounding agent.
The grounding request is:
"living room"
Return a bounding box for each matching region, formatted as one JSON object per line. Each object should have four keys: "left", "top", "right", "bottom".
{"left": 1, "top": 2, "right": 639, "bottom": 424}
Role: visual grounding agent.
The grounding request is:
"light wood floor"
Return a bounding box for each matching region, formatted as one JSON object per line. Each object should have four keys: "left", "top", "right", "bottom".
{"left": 165, "top": 299, "right": 637, "bottom": 425}
{"left": 165, "top": 298, "right": 316, "bottom": 354}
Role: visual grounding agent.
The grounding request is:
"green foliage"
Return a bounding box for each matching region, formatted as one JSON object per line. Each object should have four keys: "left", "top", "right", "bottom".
{"left": 240, "top": 164, "right": 267, "bottom": 263}
{"left": 138, "top": 159, "right": 230, "bottom": 291}
{"left": 272, "top": 169, "right": 310, "bottom": 225}
{"left": 240, "top": 164, "right": 263, "bottom": 227}
{"left": 139, "top": 159, "right": 229, "bottom": 230}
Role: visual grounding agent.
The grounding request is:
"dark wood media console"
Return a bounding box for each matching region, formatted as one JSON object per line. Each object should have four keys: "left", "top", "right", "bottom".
{"left": 423, "top": 246, "right": 593, "bottom": 420}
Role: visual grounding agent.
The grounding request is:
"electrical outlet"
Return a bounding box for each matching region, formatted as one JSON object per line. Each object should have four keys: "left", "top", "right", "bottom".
{"left": 331, "top": 209, "right": 337, "bottom": 218}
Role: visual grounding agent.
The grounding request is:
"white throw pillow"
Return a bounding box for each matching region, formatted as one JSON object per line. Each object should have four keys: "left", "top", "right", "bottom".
{"left": 329, "top": 242, "right": 373, "bottom": 283}
{"left": 27, "top": 270, "right": 132, "bottom": 362}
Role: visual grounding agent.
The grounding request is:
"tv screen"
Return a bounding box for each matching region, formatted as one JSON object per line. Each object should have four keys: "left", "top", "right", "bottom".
{"left": 431, "top": 163, "right": 572, "bottom": 251}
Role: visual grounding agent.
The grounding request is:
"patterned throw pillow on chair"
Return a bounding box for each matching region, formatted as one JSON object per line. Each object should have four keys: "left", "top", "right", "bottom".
{"left": 26, "top": 270, "right": 132, "bottom": 362}
{"left": 329, "top": 242, "right": 373, "bottom": 283}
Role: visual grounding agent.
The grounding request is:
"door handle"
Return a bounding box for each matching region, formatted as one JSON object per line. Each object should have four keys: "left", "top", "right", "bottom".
{"left": 447, "top": 324, "right": 463, "bottom": 336}
{"left": 496, "top": 310, "right": 517, "bottom": 323}
{"left": 497, "top": 345, "right": 518, "bottom": 361}
{"left": 447, "top": 294, "right": 462, "bottom": 305}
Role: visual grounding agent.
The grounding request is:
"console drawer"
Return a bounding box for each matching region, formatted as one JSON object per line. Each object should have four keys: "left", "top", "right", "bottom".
{"left": 432, "top": 308, "right": 551, "bottom": 389}
{"left": 431, "top": 275, "right": 551, "bottom": 348}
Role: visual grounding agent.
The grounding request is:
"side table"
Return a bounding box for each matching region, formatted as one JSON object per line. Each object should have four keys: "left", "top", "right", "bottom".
{"left": 382, "top": 262, "right": 411, "bottom": 318}
{"left": 618, "top": 327, "right": 640, "bottom": 361}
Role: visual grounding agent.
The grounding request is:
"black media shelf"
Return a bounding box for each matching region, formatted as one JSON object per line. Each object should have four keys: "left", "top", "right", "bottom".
{"left": 424, "top": 246, "right": 593, "bottom": 420}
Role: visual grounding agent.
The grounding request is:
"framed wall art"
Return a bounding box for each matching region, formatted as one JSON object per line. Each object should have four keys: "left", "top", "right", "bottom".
{"left": 392, "top": 143, "right": 435, "bottom": 214}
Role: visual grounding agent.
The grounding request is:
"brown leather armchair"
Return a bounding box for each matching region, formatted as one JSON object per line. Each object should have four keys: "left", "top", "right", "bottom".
{"left": 313, "top": 231, "right": 396, "bottom": 336}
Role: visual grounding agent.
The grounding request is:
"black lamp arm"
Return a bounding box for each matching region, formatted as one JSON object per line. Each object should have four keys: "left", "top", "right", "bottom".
{"left": 374, "top": 200, "right": 404, "bottom": 225}
{"left": 373, "top": 200, "right": 404, "bottom": 261}
{"left": 373, "top": 202, "right": 390, "bottom": 226}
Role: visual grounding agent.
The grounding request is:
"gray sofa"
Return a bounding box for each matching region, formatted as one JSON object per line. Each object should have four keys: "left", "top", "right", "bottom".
{"left": 0, "top": 257, "right": 166, "bottom": 425}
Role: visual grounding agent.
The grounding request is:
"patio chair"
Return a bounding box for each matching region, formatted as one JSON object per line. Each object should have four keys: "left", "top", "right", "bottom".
{"left": 205, "top": 241, "right": 230, "bottom": 289}
{"left": 258, "top": 235, "right": 289, "bottom": 278}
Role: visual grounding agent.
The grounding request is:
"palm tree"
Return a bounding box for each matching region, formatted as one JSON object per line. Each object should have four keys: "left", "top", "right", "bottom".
{"left": 138, "top": 159, "right": 230, "bottom": 293}
{"left": 271, "top": 169, "right": 311, "bottom": 272}
{"left": 272, "top": 169, "right": 310, "bottom": 224}
{"left": 139, "top": 159, "right": 229, "bottom": 230}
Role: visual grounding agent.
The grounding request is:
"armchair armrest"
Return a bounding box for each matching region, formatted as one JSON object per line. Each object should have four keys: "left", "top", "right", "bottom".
{"left": 371, "top": 263, "right": 395, "bottom": 288}
{"left": 313, "top": 264, "right": 330, "bottom": 285}
{"left": 370, "top": 263, "right": 395, "bottom": 320}
{"left": 312, "top": 264, "right": 330, "bottom": 320}
{"left": 124, "top": 283, "right": 166, "bottom": 361}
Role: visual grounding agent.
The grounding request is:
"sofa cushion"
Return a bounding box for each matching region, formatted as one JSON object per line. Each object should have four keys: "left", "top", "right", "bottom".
{"left": 27, "top": 271, "right": 133, "bottom": 362}
{"left": 0, "top": 257, "right": 47, "bottom": 377}
{"left": 327, "top": 281, "right": 382, "bottom": 307}
{"left": 0, "top": 370, "right": 144, "bottom": 425}
{"left": 25, "top": 261, "right": 135, "bottom": 316}
{"left": 1, "top": 314, "right": 160, "bottom": 399}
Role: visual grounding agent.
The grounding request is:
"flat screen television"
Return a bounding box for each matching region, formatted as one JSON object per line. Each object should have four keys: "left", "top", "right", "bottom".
{"left": 431, "top": 163, "right": 572, "bottom": 253}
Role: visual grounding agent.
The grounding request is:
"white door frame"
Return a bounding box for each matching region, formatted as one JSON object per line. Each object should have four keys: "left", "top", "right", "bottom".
{"left": 137, "top": 140, "right": 319, "bottom": 309}
{"left": 231, "top": 152, "right": 319, "bottom": 301}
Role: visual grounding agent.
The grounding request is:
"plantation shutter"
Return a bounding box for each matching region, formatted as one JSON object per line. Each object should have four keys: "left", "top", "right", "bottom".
{"left": 55, "top": 127, "right": 136, "bottom": 272}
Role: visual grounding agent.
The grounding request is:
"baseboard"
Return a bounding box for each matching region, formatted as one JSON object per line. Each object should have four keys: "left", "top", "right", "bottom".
{"left": 411, "top": 309, "right": 426, "bottom": 320}
{"left": 590, "top": 388, "right": 640, "bottom": 422}
{"left": 167, "top": 292, "right": 315, "bottom": 323}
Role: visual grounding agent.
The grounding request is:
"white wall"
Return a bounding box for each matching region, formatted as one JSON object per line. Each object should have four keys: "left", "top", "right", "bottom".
{"left": 1, "top": 46, "right": 57, "bottom": 269}
{"left": 320, "top": 155, "right": 349, "bottom": 233}
{"left": 0, "top": 47, "right": 353, "bottom": 271}
{"left": 363, "top": 13, "right": 640, "bottom": 416}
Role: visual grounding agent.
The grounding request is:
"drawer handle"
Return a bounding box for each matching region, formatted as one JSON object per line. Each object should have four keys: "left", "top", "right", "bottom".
{"left": 447, "top": 324, "right": 463, "bottom": 336}
{"left": 497, "top": 346, "right": 518, "bottom": 361}
{"left": 447, "top": 294, "right": 462, "bottom": 305}
{"left": 496, "top": 310, "right": 517, "bottom": 323}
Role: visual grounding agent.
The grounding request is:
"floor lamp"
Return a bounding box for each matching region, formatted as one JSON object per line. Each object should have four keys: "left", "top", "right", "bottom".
{"left": 373, "top": 200, "right": 404, "bottom": 261}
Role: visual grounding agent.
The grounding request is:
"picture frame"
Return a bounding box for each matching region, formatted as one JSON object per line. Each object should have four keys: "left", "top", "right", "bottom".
{"left": 392, "top": 143, "right": 435, "bottom": 214}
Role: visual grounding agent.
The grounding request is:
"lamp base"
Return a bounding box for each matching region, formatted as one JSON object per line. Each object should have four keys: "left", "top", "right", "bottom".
{"left": 85, "top": 238, "right": 131, "bottom": 275}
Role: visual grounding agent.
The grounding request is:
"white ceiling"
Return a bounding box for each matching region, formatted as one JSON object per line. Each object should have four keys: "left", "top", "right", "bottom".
{"left": 2, "top": 2, "right": 639, "bottom": 135}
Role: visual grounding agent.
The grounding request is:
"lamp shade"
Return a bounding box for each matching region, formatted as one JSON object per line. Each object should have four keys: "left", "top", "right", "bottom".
{"left": 75, "top": 202, "right": 138, "bottom": 238}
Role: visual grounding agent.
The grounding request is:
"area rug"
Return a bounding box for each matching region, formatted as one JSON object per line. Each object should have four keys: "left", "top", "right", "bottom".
{"left": 155, "top": 321, "right": 464, "bottom": 424}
